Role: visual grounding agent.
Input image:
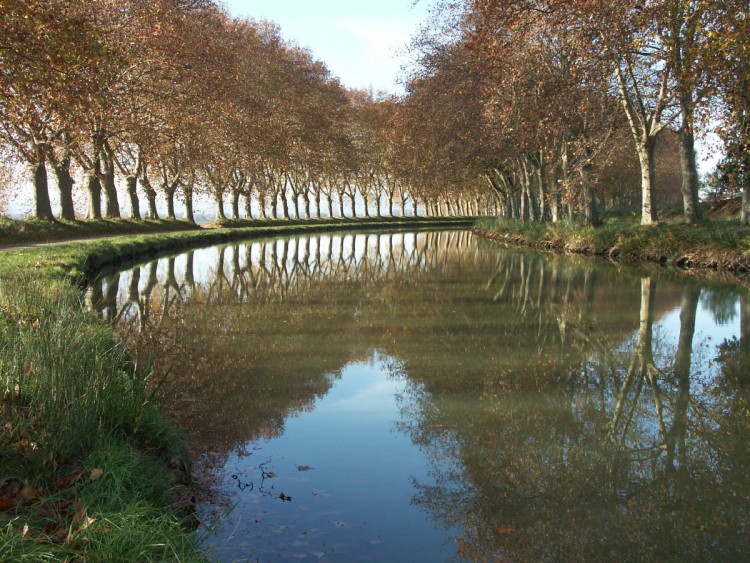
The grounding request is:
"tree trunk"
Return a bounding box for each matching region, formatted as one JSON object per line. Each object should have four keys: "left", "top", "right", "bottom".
{"left": 520, "top": 178, "right": 529, "bottom": 222}
{"left": 363, "top": 193, "right": 370, "bottom": 217}
{"left": 636, "top": 138, "right": 658, "bottom": 226}
{"left": 281, "top": 190, "right": 290, "bottom": 219}
{"left": 164, "top": 183, "right": 177, "bottom": 220}
{"left": 678, "top": 114, "right": 702, "bottom": 224}
{"left": 581, "top": 162, "right": 600, "bottom": 226}
{"left": 85, "top": 168, "right": 102, "bottom": 220}
{"left": 244, "top": 194, "right": 253, "bottom": 220}
{"left": 31, "top": 147, "right": 54, "bottom": 220}
{"left": 184, "top": 182, "right": 195, "bottom": 224}
{"left": 52, "top": 158, "right": 76, "bottom": 221}
{"left": 740, "top": 149, "right": 750, "bottom": 225}
{"left": 141, "top": 170, "right": 159, "bottom": 220}
{"left": 126, "top": 175, "right": 141, "bottom": 220}
{"left": 230, "top": 188, "right": 240, "bottom": 220}
{"left": 214, "top": 191, "right": 226, "bottom": 220}
{"left": 535, "top": 155, "right": 547, "bottom": 221}
{"left": 102, "top": 148, "right": 121, "bottom": 218}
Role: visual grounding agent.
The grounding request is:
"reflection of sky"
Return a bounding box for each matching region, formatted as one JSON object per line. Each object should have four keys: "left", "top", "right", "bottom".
{"left": 658, "top": 301, "right": 741, "bottom": 345}
{"left": 201, "top": 355, "right": 460, "bottom": 562}
{"left": 655, "top": 298, "right": 741, "bottom": 385}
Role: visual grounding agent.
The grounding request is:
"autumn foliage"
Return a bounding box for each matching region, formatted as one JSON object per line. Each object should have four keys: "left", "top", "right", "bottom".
{"left": 0, "top": 0, "right": 747, "bottom": 224}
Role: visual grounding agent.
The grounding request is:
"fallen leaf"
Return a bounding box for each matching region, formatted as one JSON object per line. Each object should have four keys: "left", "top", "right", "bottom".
{"left": 52, "top": 471, "right": 82, "bottom": 492}
{"left": 0, "top": 481, "right": 25, "bottom": 511}
{"left": 0, "top": 480, "right": 40, "bottom": 511}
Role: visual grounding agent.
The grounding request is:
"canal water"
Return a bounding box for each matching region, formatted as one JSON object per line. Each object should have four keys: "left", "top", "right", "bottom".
{"left": 90, "top": 230, "right": 749, "bottom": 562}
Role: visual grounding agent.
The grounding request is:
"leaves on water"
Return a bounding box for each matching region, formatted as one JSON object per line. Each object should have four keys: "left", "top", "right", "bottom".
{"left": 296, "top": 465, "right": 314, "bottom": 472}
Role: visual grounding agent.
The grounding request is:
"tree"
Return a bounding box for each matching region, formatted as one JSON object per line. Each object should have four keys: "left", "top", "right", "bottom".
{"left": 0, "top": 0, "right": 111, "bottom": 219}
{"left": 706, "top": 0, "right": 750, "bottom": 223}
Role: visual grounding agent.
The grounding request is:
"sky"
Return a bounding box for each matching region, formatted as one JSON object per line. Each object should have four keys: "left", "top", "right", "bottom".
{"left": 220, "top": 0, "right": 433, "bottom": 93}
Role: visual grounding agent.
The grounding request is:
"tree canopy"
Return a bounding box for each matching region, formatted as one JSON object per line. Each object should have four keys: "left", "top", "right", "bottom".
{"left": 0, "top": 0, "right": 747, "bottom": 224}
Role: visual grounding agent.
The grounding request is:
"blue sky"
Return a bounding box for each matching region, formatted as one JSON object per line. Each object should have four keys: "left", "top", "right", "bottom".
{"left": 220, "top": 0, "right": 433, "bottom": 93}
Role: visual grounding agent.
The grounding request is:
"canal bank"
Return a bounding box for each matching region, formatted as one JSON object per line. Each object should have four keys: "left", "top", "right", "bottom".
{"left": 473, "top": 215, "right": 750, "bottom": 280}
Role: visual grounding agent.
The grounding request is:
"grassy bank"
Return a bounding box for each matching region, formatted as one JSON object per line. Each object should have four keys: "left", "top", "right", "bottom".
{"left": 0, "top": 215, "right": 474, "bottom": 249}
{"left": 0, "top": 217, "right": 202, "bottom": 247}
{"left": 0, "top": 269, "right": 201, "bottom": 559}
{"left": 0, "top": 215, "right": 474, "bottom": 560}
{"left": 474, "top": 215, "right": 750, "bottom": 278}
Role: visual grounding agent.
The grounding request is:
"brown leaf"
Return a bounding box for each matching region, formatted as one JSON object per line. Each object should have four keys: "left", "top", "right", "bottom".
{"left": 52, "top": 471, "right": 82, "bottom": 492}
{"left": 0, "top": 480, "right": 39, "bottom": 511}
{"left": 0, "top": 481, "right": 23, "bottom": 511}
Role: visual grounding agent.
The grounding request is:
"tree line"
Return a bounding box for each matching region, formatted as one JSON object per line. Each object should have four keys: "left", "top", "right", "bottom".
{"left": 0, "top": 0, "right": 487, "bottom": 222}
{"left": 1, "top": 1, "right": 747, "bottom": 224}
{"left": 399, "top": 0, "right": 749, "bottom": 225}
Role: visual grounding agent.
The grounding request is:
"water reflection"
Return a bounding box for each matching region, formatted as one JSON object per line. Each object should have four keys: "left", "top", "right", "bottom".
{"left": 91, "top": 231, "right": 750, "bottom": 561}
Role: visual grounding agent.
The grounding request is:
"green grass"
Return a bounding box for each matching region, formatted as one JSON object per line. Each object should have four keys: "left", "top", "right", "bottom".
{"left": 0, "top": 217, "right": 201, "bottom": 246}
{"left": 0, "top": 215, "right": 475, "bottom": 249}
{"left": 0, "top": 272, "right": 199, "bottom": 560}
{"left": 474, "top": 215, "right": 750, "bottom": 275}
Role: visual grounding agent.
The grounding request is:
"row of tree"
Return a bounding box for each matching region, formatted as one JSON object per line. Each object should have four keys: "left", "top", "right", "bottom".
{"left": 1, "top": 1, "right": 747, "bottom": 224}
{"left": 0, "top": 0, "right": 488, "bottom": 222}
{"left": 399, "top": 0, "right": 749, "bottom": 225}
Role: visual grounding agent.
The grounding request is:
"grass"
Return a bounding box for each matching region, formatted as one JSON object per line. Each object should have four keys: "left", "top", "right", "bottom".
{"left": 474, "top": 213, "right": 750, "bottom": 277}
{"left": 0, "top": 217, "right": 201, "bottom": 246}
{"left": 0, "top": 215, "right": 475, "bottom": 249}
{"left": 0, "top": 271, "right": 199, "bottom": 560}
{"left": 0, "top": 214, "right": 476, "bottom": 560}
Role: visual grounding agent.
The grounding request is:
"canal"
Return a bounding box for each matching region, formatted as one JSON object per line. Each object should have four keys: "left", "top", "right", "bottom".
{"left": 90, "top": 230, "right": 749, "bottom": 562}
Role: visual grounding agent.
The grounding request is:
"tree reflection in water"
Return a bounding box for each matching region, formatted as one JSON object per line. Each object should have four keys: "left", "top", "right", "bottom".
{"left": 90, "top": 230, "right": 749, "bottom": 561}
